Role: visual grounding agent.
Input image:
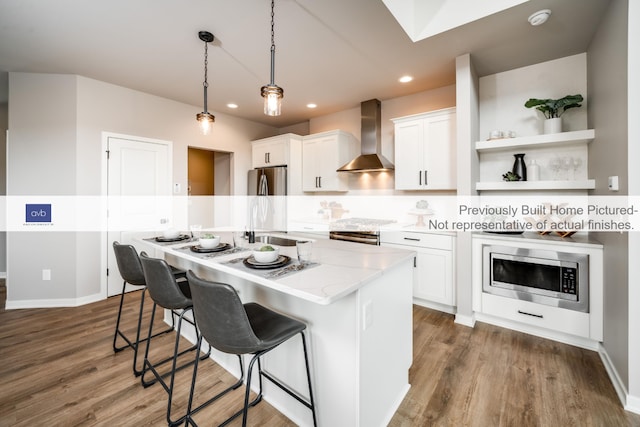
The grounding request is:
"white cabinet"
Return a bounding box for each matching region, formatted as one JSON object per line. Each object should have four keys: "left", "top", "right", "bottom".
{"left": 472, "top": 234, "right": 604, "bottom": 344}
{"left": 302, "top": 130, "right": 358, "bottom": 192}
{"left": 381, "top": 231, "right": 455, "bottom": 311}
{"left": 251, "top": 134, "right": 301, "bottom": 168}
{"left": 250, "top": 133, "right": 302, "bottom": 194}
{"left": 392, "top": 108, "right": 456, "bottom": 190}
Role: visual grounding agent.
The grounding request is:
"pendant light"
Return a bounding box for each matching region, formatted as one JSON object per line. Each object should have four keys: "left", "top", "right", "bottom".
{"left": 261, "top": 0, "right": 284, "bottom": 116}
{"left": 196, "top": 31, "right": 215, "bottom": 134}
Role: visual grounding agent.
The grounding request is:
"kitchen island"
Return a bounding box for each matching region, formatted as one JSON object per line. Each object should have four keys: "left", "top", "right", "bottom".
{"left": 140, "top": 233, "right": 415, "bottom": 427}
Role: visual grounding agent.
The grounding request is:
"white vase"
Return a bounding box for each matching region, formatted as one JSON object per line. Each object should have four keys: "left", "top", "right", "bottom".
{"left": 544, "top": 117, "right": 562, "bottom": 134}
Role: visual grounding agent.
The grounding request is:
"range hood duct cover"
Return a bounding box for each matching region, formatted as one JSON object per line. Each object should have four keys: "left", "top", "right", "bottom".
{"left": 337, "top": 99, "right": 394, "bottom": 172}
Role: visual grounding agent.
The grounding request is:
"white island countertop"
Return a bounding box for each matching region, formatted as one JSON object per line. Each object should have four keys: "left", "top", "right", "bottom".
{"left": 139, "top": 231, "right": 415, "bottom": 426}
{"left": 141, "top": 232, "right": 416, "bottom": 305}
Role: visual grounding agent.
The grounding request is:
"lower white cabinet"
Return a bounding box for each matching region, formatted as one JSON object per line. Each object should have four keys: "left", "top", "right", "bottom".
{"left": 472, "top": 234, "right": 604, "bottom": 345}
{"left": 481, "top": 293, "right": 590, "bottom": 338}
{"left": 381, "top": 231, "right": 455, "bottom": 310}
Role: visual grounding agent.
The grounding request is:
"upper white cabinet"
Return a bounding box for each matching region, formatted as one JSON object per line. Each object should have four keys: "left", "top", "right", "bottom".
{"left": 251, "top": 134, "right": 301, "bottom": 168}
{"left": 392, "top": 108, "right": 456, "bottom": 190}
{"left": 302, "top": 130, "right": 358, "bottom": 192}
{"left": 250, "top": 133, "right": 302, "bottom": 194}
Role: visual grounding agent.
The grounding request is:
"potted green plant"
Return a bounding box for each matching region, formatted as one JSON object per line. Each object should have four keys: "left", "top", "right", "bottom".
{"left": 524, "top": 94, "right": 583, "bottom": 134}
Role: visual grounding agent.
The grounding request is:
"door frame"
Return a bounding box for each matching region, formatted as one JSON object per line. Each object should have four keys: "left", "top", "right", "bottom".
{"left": 100, "top": 131, "right": 173, "bottom": 299}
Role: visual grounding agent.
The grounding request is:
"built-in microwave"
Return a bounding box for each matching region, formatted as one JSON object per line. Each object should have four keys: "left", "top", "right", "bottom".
{"left": 483, "top": 245, "right": 589, "bottom": 312}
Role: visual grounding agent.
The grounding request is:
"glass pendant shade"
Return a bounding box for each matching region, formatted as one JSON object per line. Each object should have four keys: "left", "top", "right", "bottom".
{"left": 196, "top": 112, "right": 215, "bottom": 135}
{"left": 261, "top": 84, "right": 283, "bottom": 116}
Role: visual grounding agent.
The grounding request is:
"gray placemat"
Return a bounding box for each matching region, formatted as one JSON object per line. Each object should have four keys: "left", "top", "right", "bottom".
{"left": 172, "top": 244, "right": 249, "bottom": 259}
{"left": 221, "top": 256, "right": 320, "bottom": 279}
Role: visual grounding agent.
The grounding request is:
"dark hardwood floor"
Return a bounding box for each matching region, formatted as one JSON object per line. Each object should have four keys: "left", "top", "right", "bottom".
{"left": 1, "top": 280, "right": 639, "bottom": 426}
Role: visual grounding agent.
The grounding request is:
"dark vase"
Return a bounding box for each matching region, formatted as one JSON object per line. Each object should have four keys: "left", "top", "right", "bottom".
{"left": 512, "top": 153, "right": 527, "bottom": 181}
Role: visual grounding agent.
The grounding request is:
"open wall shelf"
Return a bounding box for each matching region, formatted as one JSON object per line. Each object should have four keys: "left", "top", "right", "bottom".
{"left": 475, "top": 129, "right": 595, "bottom": 152}
{"left": 475, "top": 179, "right": 595, "bottom": 191}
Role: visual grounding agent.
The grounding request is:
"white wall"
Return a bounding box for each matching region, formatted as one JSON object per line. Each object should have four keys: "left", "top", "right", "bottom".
{"left": 7, "top": 74, "right": 79, "bottom": 303}
{"left": 627, "top": 0, "right": 640, "bottom": 412}
{"left": 0, "top": 102, "right": 7, "bottom": 275}
{"left": 587, "top": 0, "right": 630, "bottom": 394}
{"left": 478, "top": 54, "right": 589, "bottom": 185}
{"left": 454, "top": 53, "right": 479, "bottom": 325}
{"left": 7, "top": 72, "right": 277, "bottom": 306}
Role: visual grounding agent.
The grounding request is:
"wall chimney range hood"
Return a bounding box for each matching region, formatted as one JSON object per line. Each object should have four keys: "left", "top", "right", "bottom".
{"left": 337, "top": 99, "right": 394, "bottom": 173}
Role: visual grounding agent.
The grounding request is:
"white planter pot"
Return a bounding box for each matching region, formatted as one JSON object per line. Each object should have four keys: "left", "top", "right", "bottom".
{"left": 544, "top": 118, "right": 562, "bottom": 134}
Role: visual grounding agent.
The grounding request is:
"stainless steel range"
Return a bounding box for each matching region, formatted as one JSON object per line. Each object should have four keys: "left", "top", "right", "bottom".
{"left": 329, "top": 218, "right": 396, "bottom": 245}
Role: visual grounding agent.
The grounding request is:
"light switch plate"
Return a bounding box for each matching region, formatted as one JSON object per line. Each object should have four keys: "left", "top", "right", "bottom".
{"left": 608, "top": 176, "right": 619, "bottom": 191}
{"left": 173, "top": 183, "right": 181, "bottom": 194}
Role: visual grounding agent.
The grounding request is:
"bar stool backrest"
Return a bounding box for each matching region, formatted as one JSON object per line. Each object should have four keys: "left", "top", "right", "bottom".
{"left": 113, "top": 241, "right": 145, "bottom": 286}
{"left": 187, "top": 271, "right": 261, "bottom": 355}
{"left": 139, "top": 252, "right": 192, "bottom": 310}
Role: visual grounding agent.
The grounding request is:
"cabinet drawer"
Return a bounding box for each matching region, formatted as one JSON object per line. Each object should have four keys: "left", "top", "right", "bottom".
{"left": 481, "top": 293, "right": 590, "bottom": 339}
{"left": 380, "top": 231, "right": 452, "bottom": 250}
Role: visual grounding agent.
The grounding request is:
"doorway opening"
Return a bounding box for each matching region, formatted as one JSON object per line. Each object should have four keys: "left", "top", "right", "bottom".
{"left": 188, "top": 147, "right": 233, "bottom": 228}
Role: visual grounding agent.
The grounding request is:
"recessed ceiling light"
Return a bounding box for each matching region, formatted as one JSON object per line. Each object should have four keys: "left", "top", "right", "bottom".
{"left": 307, "top": 103, "right": 317, "bottom": 109}
{"left": 227, "top": 103, "right": 238, "bottom": 109}
{"left": 528, "top": 9, "right": 551, "bottom": 26}
{"left": 399, "top": 75, "right": 413, "bottom": 83}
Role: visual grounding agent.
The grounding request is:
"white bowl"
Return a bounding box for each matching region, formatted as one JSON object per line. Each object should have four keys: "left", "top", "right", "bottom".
{"left": 199, "top": 236, "right": 220, "bottom": 249}
{"left": 162, "top": 228, "right": 180, "bottom": 239}
{"left": 252, "top": 247, "right": 280, "bottom": 263}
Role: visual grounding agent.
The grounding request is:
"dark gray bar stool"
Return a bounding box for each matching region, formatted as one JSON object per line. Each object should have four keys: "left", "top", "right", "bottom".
{"left": 139, "top": 252, "right": 212, "bottom": 427}
{"left": 185, "top": 270, "right": 317, "bottom": 427}
{"left": 112, "top": 241, "right": 186, "bottom": 376}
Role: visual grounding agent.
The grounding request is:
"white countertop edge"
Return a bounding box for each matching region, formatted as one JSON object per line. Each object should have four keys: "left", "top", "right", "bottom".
{"left": 471, "top": 231, "right": 603, "bottom": 248}
{"left": 139, "top": 236, "right": 416, "bottom": 305}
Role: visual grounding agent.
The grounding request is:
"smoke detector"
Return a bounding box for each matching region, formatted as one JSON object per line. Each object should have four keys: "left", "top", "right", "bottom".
{"left": 528, "top": 9, "right": 551, "bottom": 26}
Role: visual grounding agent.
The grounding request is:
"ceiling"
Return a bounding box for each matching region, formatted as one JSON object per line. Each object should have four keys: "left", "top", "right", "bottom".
{"left": 0, "top": 0, "right": 611, "bottom": 127}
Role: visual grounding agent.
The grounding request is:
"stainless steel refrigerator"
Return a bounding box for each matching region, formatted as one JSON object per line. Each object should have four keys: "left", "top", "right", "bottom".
{"left": 247, "top": 166, "right": 287, "bottom": 232}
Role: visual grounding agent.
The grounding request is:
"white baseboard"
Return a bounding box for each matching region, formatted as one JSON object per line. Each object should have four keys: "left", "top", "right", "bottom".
{"left": 4, "top": 293, "right": 104, "bottom": 309}
{"left": 598, "top": 344, "right": 629, "bottom": 409}
{"left": 626, "top": 394, "right": 640, "bottom": 415}
{"left": 413, "top": 298, "right": 456, "bottom": 314}
{"left": 474, "top": 312, "right": 600, "bottom": 351}
{"left": 598, "top": 345, "right": 640, "bottom": 415}
{"left": 454, "top": 313, "right": 476, "bottom": 328}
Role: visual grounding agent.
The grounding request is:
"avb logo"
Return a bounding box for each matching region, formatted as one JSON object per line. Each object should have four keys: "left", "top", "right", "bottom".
{"left": 26, "top": 204, "right": 52, "bottom": 223}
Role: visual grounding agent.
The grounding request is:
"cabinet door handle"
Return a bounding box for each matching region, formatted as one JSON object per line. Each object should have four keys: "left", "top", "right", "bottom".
{"left": 517, "top": 310, "right": 543, "bottom": 319}
{"left": 413, "top": 256, "right": 417, "bottom": 268}
{"left": 264, "top": 153, "right": 268, "bottom": 164}
{"left": 318, "top": 176, "right": 322, "bottom": 188}
{"left": 403, "top": 237, "right": 420, "bottom": 242}
{"left": 424, "top": 170, "right": 428, "bottom": 186}
{"left": 419, "top": 171, "right": 422, "bottom": 185}
{"left": 267, "top": 152, "right": 271, "bottom": 163}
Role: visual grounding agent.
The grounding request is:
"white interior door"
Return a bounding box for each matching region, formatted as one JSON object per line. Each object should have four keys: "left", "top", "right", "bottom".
{"left": 106, "top": 134, "right": 172, "bottom": 297}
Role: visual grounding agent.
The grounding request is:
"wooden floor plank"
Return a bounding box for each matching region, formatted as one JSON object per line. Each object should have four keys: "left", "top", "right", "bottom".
{"left": 1, "top": 282, "right": 639, "bottom": 426}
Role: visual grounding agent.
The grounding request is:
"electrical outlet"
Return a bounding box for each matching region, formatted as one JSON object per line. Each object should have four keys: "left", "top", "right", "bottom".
{"left": 42, "top": 269, "right": 51, "bottom": 281}
{"left": 173, "top": 183, "right": 181, "bottom": 194}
